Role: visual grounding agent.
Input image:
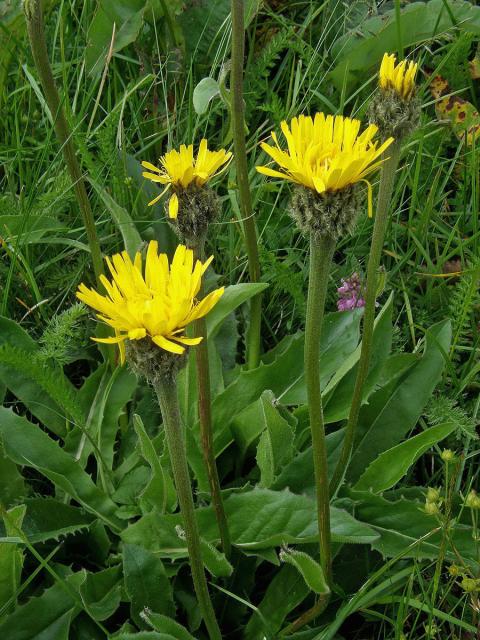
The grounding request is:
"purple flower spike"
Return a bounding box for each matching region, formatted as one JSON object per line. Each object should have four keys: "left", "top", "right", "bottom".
{"left": 337, "top": 272, "right": 365, "bottom": 312}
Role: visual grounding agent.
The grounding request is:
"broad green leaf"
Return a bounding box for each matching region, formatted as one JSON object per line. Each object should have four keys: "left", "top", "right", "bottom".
{"left": 355, "top": 422, "right": 456, "bottom": 493}
{"left": 79, "top": 566, "right": 122, "bottom": 621}
{"left": 0, "top": 498, "right": 94, "bottom": 544}
{"left": 272, "top": 429, "right": 345, "bottom": 497}
{"left": 0, "top": 214, "right": 66, "bottom": 244}
{"left": 188, "top": 310, "right": 361, "bottom": 490}
{"left": 114, "top": 633, "right": 178, "bottom": 640}
{"left": 231, "top": 393, "right": 297, "bottom": 461}
{"left": 244, "top": 565, "right": 310, "bottom": 640}
{"left": 0, "top": 442, "right": 25, "bottom": 508}
{"left": 280, "top": 309, "right": 362, "bottom": 405}
{"left": 66, "top": 366, "right": 136, "bottom": 474}
{"left": 112, "top": 466, "right": 150, "bottom": 509}
{"left": 178, "top": 0, "right": 260, "bottom": 60}
{"left": 347, "top": 320, "right": 451, "bottom": 482}
{"left": 0, "top": 572, "right": 84, "bottom": 640}
{"left": 122, "top": 488, "right": 378, "bottom": 554}
{"left": 193, "top": 77, "right": 220, "bottom": 115}
{"left": 0, "top": 317, "right": 84, "bottom": 437}
{"left": 142, "top": 612, "right": 196, "bottom": 640}
{"left": 86, "top": 0, "right": 146, "bottom": 76}
{"left": 123, "top": 544, "right": 174, "bottom": 626}
{"left": 329, "top": 0, "right": 480, "bottom": 91}
{"left": 0, "top": 408, "right": 122, "bottom": 532}
{"left": 91, "top": 181, "right": 142, "bottom": 257}
{"left": 349, "top": 492, "right": 479, "bottom": 565}
{"left": 99, "top": 368, "right": 137, "bottom": 470}
{"left": 256, "top": 390, "right": 295, "bottom": 488}
{"left": 0, "top": 504, "right": 25, "bottom": 616}
{"left": 198, "top": 537, "right": 233, "bottom": 577}
{"left": 279, "top": 548, "right": 329, "bottom": 596}
{"left": 133, "top": 415, "right": 175, "bottom": 515}
{"left": 323, "top": 294, "right": 393, "bottom": 422}
{"left": 206, "top": 283, "right": 269, "bottom": 339}
{"left": 178, "top": 336, "right": 224, "bottom": 427}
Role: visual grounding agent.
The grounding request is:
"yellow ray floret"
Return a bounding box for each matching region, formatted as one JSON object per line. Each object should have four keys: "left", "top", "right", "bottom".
{"left": 77, "top": 242, "right": 224, "bottom": 363}
{"left": 379, "top": 53, "right": 418, "bottom": 100}
{"left": 256, "top": 113, "right": 393, "bottom": 200}
{"left": 141, "top": 139, "right": 232, "bottom": 218}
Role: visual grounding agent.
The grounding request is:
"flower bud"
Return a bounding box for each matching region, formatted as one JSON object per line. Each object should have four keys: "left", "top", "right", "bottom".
{"left": 441, "top": 448, "right": 456, "bottom": 463}
{"left": 465, "top": 490, "right": 480, "bottom": 510}
{"left": 369, "top": 53, "right": 420, "bottom": 141}
{"left": 426, "top": 487, "right": 441, "bottom": 503}
{"left": 424, "top": 500, "right": 440, "bottom": 516}
{"left": 461, "top": 576, "right": 479, "bottom": 593}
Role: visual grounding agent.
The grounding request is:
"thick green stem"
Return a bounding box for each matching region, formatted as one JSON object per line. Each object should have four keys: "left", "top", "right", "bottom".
{"left": 231, "top": 0, "right": 262, "bottom": 369}
{"left": 155, "top": 375, "right": 222, "bottom": 640}
{"left": 24, "top": 0, "right": 104, "bottom": 283}
{"left": 192, "top": 241, "right": 231, "bottom": 558}
{"left": 305, "top": 234, "right": 336, "bottom": 586}
{"left": 329, "top": 141, "right": 402, "bottom": 496}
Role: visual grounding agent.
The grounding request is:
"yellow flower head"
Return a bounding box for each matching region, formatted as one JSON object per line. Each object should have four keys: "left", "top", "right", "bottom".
{"left": 257, "top": 113, "right": 393, "bottom": 193}
{"left": 379, "top": 53, "right": 418, "bottom": 100}
{"left": 141, "top": 139, "right": 232, "bottom": 219}
{"left": 77, "top": 242, "right": 224, "bottom": 363}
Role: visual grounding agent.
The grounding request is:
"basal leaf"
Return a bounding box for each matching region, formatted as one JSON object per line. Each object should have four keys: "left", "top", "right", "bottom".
{"left": 0, "top": 408, "right": 122, "bottom": 533}
{"left": 329, "top": 0, "right": 480, "bottom": 91}
{"left": 133, "top": 415, "right": 175, "bottom": 515}
{"left": 0, "top": 572, "right": 84, "bottom": 640}
{"left": 0, "top": 317, "right": 83, "bottom": 437}
{"left": 347, "top": 320, "right": 451, "bottom": 482}
{"left": 0, "top": 498, "right": 95, "bottom": 544}
{"left": 206, "top": 282, "right": 269, "bottom": 339}
{"left": 142, "top": 612, "right": 196, "bottom": 639}
{"left": 244, "top": 564, "right": 309, "bottom": 640}
{"left": 86, "top": 0, "right": 146, "bottom": 76}
{"left": 91, "top": 181, "right": 142, "bottom": 257}
{"left": 255, "top": 390, "right": 295, "bottom": 488}
{"left": 0, "top": 504, "right": 25, "bottom": 616}
{"left": 122, "top": 488, "right": 378, "bottom": 554}
{"left": 355, "top": 422, "right": 456, "bottom": 493}
{"left": 192, "top": 77, "right": 220, "bottom": 115}
{"left": 349, "top": 492, "right": 479, "bottom": 566}
{"left": 79, "top": 566, "right": 123, "bottom": 621}
{"left": 323, "top": 294, "right": 393, "bottom": 422}
{"left": 123, "top": 544, "right": 174, "bottom": 626}
{"left": 279, "top": 548, "right": 329, "bottom": 595}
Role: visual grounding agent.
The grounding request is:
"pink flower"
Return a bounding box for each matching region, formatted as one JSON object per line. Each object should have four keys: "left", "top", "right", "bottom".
{"left": 337, "top": 272, "right": 365, "bottom": 312}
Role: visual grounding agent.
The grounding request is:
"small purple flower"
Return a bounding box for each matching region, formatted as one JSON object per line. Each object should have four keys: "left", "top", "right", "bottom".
{"left": 337, "top": 272, "right": 365, "bottom": 312}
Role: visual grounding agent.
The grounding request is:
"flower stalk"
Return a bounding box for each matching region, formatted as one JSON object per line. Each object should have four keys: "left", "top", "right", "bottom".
{"left": 155, "top": 374, "right": 222, "bottom": 640}
{"left": 305, "top": 233, "right": 336, "bottom": 586}
{"left": 191, "top": 240, "right": 231, "bottom": 558}
{"left": 24, "top": 0, "right": 104, "bottom": 283}
{"left": 329, "top": 140, "right": 402, "bottom": 496}
{"left": 231, "top": 0, "right": 262, "bottom": 369}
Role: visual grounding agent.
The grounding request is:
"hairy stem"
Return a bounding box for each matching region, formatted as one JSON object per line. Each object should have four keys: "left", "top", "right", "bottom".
{"left": 192, "top": 241, "right": 231, "bottom": 558}
{"left": 155, "top": 375, "right": 222, "bottom": 640}
{"left": 329, "top": 141, "right": 402, "bottom": 496}
{"left": 305, "top": 233, "right": 336, "bottom": 586}
{"left": 231, "top": 0, "right": 262, "bottom": 369}
{"left": 24, "top": 0, "right": 104, "bottom": 283}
